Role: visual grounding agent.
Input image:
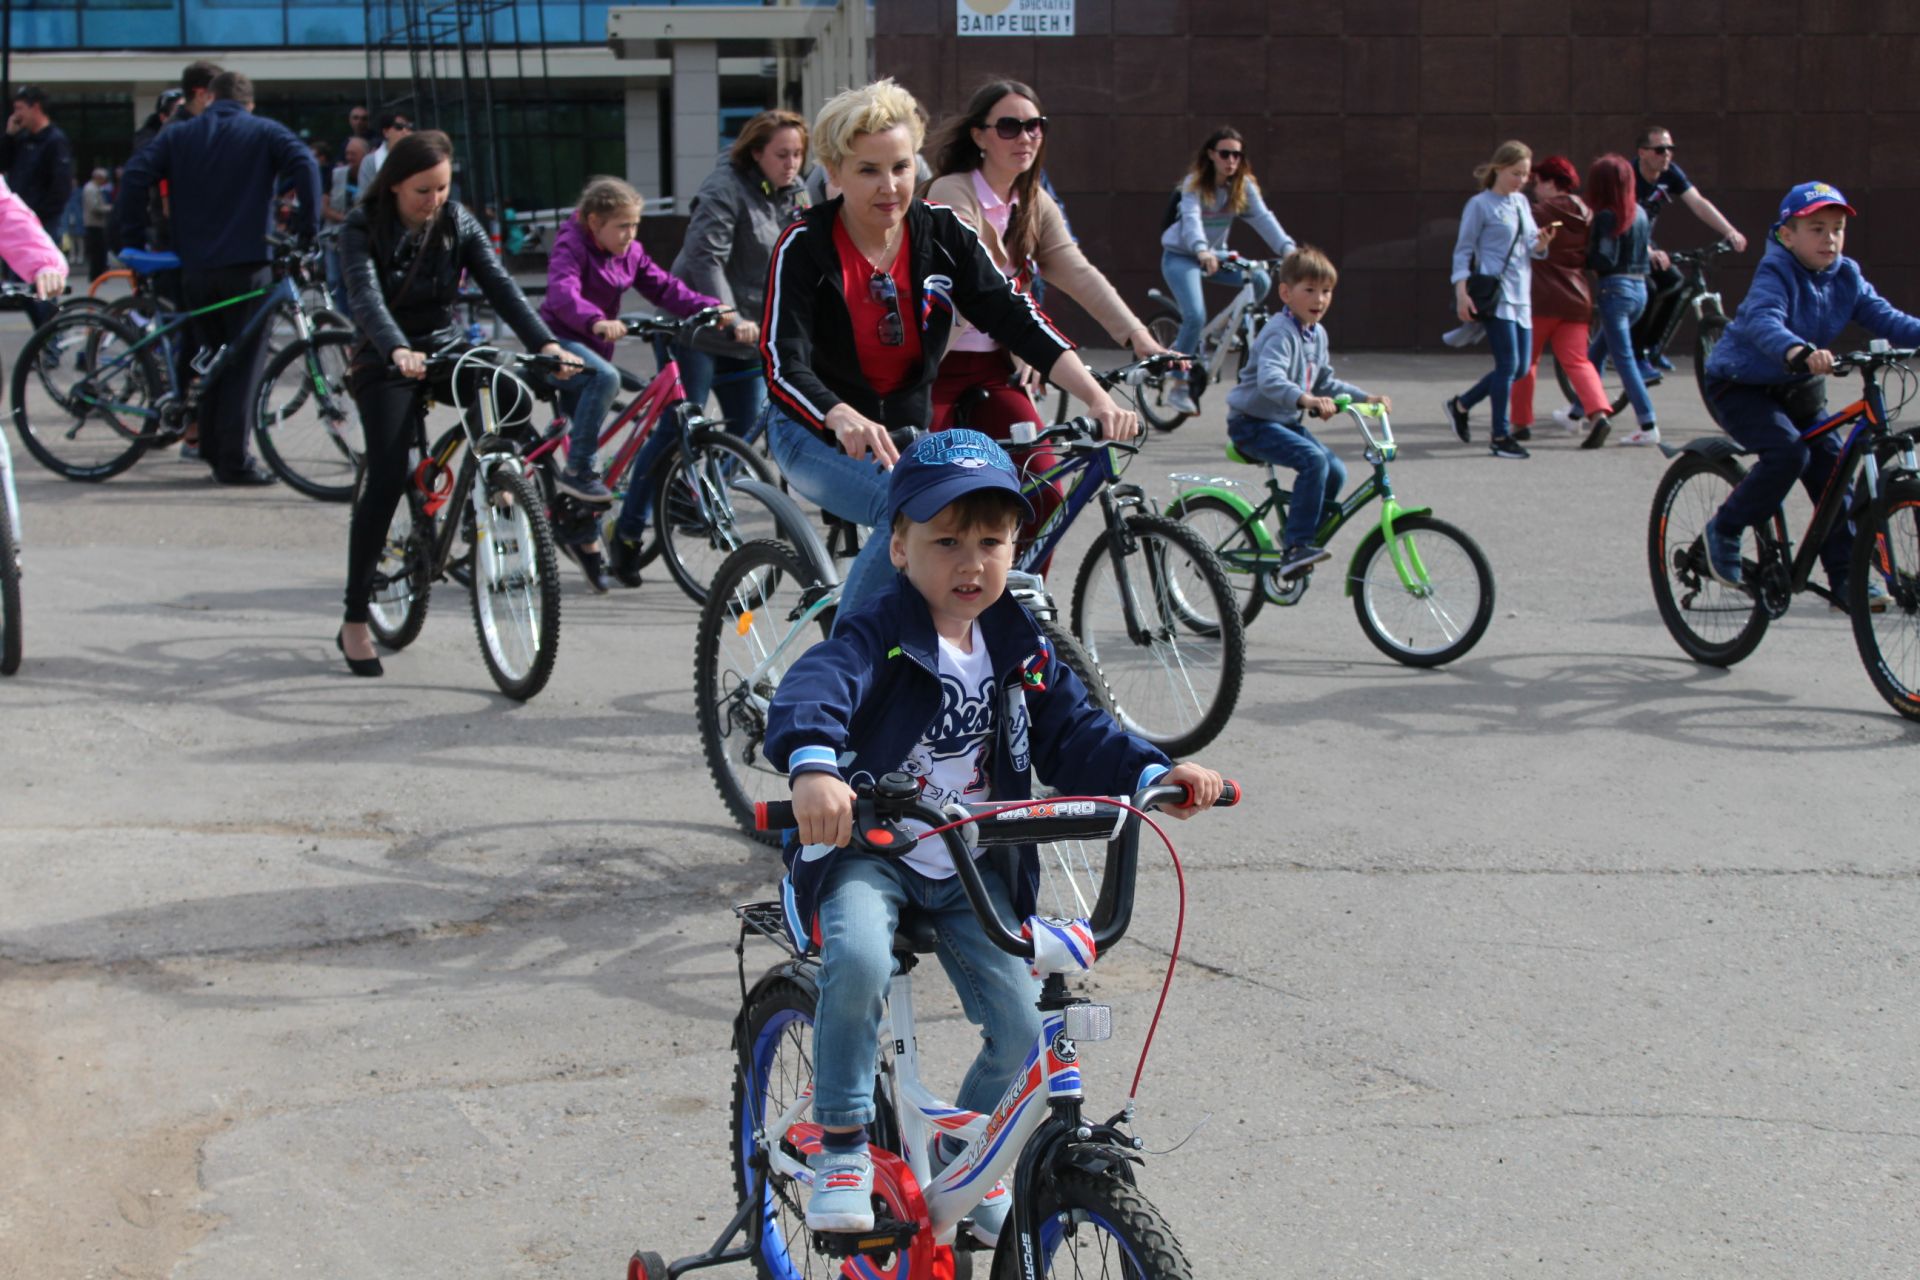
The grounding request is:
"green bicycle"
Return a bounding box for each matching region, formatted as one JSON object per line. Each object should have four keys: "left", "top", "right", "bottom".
{"left": 1166, "top": 396, "right": 1495, "bottom": 666}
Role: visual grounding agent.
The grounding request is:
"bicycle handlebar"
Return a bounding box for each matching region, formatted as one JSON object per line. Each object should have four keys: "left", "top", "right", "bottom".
{"left": 1087, "top": 352, "right": 1187, "bottom": 391}
{"left": 1667, "top": 238, "right": 1737, "bottom": 267}
{"left": 1826, "top": 346, "right": 1920, "bottom": 377}
{"left": 754, "top": 773, "right": 1240, "bottom": 959}
{"left": 1023, "top": 414, "right": 1140, "bottom": 455}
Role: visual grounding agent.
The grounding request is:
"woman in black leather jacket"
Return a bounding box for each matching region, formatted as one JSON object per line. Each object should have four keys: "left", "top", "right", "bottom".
{"left": 334, "top": 130, "right": 578, "bottom": 676}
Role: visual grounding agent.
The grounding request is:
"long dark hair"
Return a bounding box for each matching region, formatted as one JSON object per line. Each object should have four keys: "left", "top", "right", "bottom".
{"left": 1585, "top": 153, "right": 1637, "bottom": 235}
{"left": 1187, "top": 126, "right": 1253, "bottom": 214}
{"left": 925, "top": 79, "right": 1047, "bottom": 272}
{"left": 360, "top": 129, "right": 454, "bottom": 237}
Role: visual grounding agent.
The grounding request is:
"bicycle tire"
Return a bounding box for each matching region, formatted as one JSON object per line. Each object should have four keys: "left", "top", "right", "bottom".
{"left": 469, "top": 462, "right": 562, "bottom": 700}
{"left": 652, "top": 423, "right": 779, "bottom": 605}
{"left": 1647, "top": 452, "right": 1769, "bottom": 666}
{"left": 697, "top": 539, "right": 832, "bottom": 847}
{"left": 1139, "top": 306, "right": 1192, "bottom": 432}
{"left": 251, "top": 328, "right": 361, "bottom": 502}
{"left": 1850, "top": 479, "right": 1920, "bottom": 721}
{"left": 1069, "top": 512, "right": 1245, "bottom": 757}
{"left": 1348, "top": 514, "right": 1494, "bottom": 667}
{"left": 1693, "top": 311, "right": 1729, "bottom": 426}
{"left": 733, "top": 974, "right": 902, "bottom": 1280}
{"left": 366, "top": 488, "right": 434, "bottom": 651}
{"left": 990, "top": 1170, "right": 1193, "bottom": 1280}
{"left": 9, "top": 309, "right": 163, "bottom": 481}
{"left": 0, "top": 494, "right": 20, "bottom": 675}
{"left": 1163, "top": 491, "right": 1267, "bottom": 626}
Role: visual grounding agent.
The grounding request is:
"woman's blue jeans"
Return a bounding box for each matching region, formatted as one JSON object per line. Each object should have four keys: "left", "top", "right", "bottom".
{"left": 810, "top": 851, "right": 1041, "bottom": 1127}
{"left": 554, "top": 338, "right": 622, "bottom": 475}
{"left": 1458, "top": 316, "right": 1530, "bottom": 439}
{"left": 1589, "top": 277, "right": 1657, "bottom": 427}
{"left": 766, "top": 407, "right": 895, "bottom": 616}
{"left": 1160, "top": 249, "right": 1271, "bottom": 372}
{"left": 677, "top": 340, "right": 768, "bottom": 438}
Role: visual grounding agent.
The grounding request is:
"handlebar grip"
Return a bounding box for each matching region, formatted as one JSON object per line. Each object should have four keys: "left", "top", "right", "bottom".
{"left": 1171, "top": 778, "right": 1239, "bottom": 809}
{"left": 755, "top": 800, "right": 795, "bottom": 832}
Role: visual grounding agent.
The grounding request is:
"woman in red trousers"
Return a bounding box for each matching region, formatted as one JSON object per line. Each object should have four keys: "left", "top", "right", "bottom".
{"left": 1509, "top": 155, "right": 1610, "bottom": 446}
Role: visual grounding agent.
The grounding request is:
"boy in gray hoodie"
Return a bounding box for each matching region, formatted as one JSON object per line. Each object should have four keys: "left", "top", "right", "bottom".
{"left": 1223, "top": 247, "right": 1390, "bottom": 578}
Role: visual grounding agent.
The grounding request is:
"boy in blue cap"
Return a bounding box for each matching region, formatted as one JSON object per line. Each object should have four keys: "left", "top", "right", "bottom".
{"left": 765, "top": 428, "right": 1223, "bottom": 1238}
{"left": 1700, "top": 181, "right": 1920, "bottom": 609}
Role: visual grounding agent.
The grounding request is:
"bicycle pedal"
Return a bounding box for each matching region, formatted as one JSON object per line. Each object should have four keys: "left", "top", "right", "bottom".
{"left": 811, "top": 1218, "right": 918, "bottom": 1259}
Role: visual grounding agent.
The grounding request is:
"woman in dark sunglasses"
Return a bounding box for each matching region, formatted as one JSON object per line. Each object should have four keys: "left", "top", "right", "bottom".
{"left": 923, "top": 78, "right": 1156, "bottom": 568}
{"left": 1159, "top": 126, "right": 1296, "bottom": 415}
{"left": 760, "top": 78, "right": 1137, "bottom": 615}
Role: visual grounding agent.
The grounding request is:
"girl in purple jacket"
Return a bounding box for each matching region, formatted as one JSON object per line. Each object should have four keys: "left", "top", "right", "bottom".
{"left": 539, "top": 178, "right": 747, "bottom": 513}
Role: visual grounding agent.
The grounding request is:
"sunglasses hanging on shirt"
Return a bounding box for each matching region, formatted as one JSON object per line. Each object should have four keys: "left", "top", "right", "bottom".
{"left": 870, "top": 271, "right": 904, "bottom": 347}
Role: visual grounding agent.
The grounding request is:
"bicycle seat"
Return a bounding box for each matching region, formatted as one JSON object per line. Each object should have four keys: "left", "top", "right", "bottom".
{"left": 892, "top": 912, "right": 939, "bottom": 956}
{"left": 118, "top": 248, "right": 181, "bottom": 275}
{"left": 618, "top": 367, "right": 648, "bottom": 394}
{"left": 1224, "top": 442, "right": 1258, "bottom": 465}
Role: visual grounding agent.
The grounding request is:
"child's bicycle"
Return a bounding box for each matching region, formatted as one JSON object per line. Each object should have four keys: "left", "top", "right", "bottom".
{"left": 1138, "top": 250, "right": 1280, "bottom": 431}
{"left": 620, "top": 770, "right": 1241, "bottom": 1280}
{"left": 1648, "top": 341, "right": 1920, "bottom": 721}
{"left": 1164, "top": 396, "right": 1496, "bottom": 666}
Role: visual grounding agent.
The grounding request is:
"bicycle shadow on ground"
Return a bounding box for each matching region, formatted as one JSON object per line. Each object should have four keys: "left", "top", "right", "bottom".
{"left": 1232, "top": 650, "right": 1915, "bottom": 752}
{"left": 0, "top": 817, "right": 784, "bottom": 1030}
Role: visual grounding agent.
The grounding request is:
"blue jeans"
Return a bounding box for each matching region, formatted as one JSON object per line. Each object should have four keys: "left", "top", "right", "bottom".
{"left": 1160, "top": 249, "right": 1270, "bottom": 371}
{"left": 1590, "top": 277, "right": 1656, "bottom": 427}
{"left": 1709, "top": 376, "right": 1852, "bottom": 584}
{"left": 324, "top": 242, "right": 349, "bottom": 317}
{"left": 1227, "top": 411, "right": 1347, "bottom": 549}
{"left": 811, "top": 852, "right": 1041, "bottom": 1127}
{"left": 678, "top": 340, "right": 768, "bottom": 436}
{"left": 1458, "top": 316, "right": 1529, "bottom": 439}
{"left": 766, "top": 406, "right": 895, "bottom": 615}
{"left": 553, "top": 338, "right": 622, "bottom": 475}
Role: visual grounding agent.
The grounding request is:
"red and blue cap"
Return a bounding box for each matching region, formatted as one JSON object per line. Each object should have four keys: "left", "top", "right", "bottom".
{"left": 1777, "top": 181, "right": 1856, "bottom": 225}
{"left": 884, "top": 428, "right": 1034, "bottom": 527}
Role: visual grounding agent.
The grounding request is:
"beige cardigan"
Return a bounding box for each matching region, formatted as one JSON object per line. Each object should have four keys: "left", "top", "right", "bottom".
{"left": 925, "top": 171, "right": 1146, "bottom": 346}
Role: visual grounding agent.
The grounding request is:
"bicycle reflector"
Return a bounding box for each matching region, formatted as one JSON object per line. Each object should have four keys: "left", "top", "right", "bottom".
{"left": 1064, "top": 1003, "right": 1114, "bottom": 1043}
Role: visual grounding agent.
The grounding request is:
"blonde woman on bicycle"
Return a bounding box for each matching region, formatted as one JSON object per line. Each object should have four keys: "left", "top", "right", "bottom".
{"left": 1158, "top": 126, "right": 1294, "bottom": 415}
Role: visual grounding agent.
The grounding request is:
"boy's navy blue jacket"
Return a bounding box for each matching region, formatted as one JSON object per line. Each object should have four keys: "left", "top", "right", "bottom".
{"left": 1707, "top": 238, "right": 1920, "bottom": 386}
{"left": 111, "top": 100, "right": 320, "bottom": 269}
{"left": 765, "top": 576, "right": 1171, "bottom": 952}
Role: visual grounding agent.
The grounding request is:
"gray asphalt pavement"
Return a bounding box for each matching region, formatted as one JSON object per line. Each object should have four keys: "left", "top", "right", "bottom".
{"left": 1, "top": 334, "right": 1915, "bottom": 1280}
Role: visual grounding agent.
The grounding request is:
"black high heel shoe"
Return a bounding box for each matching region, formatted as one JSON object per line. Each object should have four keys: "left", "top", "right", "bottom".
{"left": 335, "top": 627, "right": 384, "bottom": 678}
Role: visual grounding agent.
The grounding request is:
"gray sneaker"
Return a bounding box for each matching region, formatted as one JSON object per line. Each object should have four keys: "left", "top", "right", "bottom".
{"left": 1278, "top": 543, "right": 1332, "bottom": 579}
{"left": 805, "top": 1146, "right": 875, "bottom": 1232}
{"left": 1164, "top": 381, "right": 1198, "bottom": 416}
{"left": 556, "top": 469, "right": 613, "bottom": 503}
{"left": 1701, "top": 515, "right": 1743, "bottom": 587}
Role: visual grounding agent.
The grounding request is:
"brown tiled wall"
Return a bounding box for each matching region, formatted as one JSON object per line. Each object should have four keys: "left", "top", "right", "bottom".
{"left": 879, "top": 0, "right": 1920, "bottom": 348}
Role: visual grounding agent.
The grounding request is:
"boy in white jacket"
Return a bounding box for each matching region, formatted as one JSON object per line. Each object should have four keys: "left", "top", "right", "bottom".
{"left": 1223, "top": 247, "right": 1390, "bottom": 578}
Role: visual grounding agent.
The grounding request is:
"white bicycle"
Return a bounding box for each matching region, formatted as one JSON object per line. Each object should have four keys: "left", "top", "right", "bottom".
{"left": 1139, "top": 250, "right": 1280, "bottom": 431}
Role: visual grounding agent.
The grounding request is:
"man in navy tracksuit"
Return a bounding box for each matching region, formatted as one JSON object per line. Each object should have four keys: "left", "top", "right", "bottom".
{"left": 114, "top": 70, "right": 321, "bottom": 485}
{"left": 1701, "top": 181, "right": 1920, "bottom": 610}
{"left": 763, "top": 428, "right": 1223, "bottom": 1238}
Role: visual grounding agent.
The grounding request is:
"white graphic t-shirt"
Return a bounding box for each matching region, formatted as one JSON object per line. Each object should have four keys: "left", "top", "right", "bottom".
{"left": 900, "top": 622, "right": 995, "bottom": 878}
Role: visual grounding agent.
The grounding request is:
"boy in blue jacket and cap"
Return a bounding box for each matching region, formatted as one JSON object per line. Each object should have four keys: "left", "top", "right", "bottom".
{"left": 765, "top": 428, "right": 1223, "bottom": 1239}
{"left": 1701, "top": 182, "right": 1920, "bottom": 609}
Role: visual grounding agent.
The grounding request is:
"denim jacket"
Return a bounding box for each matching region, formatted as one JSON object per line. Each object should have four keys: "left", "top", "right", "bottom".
{"left": 1586, "top": 206, "right": 1650, "bottom": 279}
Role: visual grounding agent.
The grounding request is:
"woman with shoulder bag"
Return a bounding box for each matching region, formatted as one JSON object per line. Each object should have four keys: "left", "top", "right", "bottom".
{"left": 334, "top": 130, "right": 580, "bottom": 677}
{"left": 1445, "top": 140, "right": 1556, "bottom": 460}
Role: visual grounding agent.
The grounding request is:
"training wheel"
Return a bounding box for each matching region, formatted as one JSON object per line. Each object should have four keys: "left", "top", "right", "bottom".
{"left": 625, "top": 1248, "right": 668, "bottom": 1280}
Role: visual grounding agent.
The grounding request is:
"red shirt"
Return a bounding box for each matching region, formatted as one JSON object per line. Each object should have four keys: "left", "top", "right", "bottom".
{"left": 833, "top": 217, "right": 921, "bottom": 398}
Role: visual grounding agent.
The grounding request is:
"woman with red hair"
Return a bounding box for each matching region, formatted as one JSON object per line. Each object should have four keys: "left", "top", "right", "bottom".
{"left": 1577, "top": 153, "right": 1658, "bottom": 447}
{"left": 1510, "top": 154, "right": 1609, "bottom": 445}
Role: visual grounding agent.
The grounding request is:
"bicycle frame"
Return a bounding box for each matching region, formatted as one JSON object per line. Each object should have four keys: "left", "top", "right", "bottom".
{"left": 524, "top": 350, "right": 688, "bottom": 484}
{"left": 84, "top": 273, "right": 310, "bottom": 422}
{"left": 1148, "top": 253, "right": 1271, "bottom": 385}
{"left": 1170, "top": 403, "right": 1437, "bottom": 597}
{"left": 410, "top": 359, "right": 529, "bottom": 579}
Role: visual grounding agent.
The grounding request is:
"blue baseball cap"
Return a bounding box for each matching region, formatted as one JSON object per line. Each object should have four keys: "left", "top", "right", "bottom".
{"left": 1777, "top": 181, "right": 1856, "bottom": 225}
{"left": 884, "top": 429, "right": 1034, "bottom": 528}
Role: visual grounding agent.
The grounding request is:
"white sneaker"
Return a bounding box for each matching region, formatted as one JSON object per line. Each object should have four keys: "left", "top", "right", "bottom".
{"left": 1164, "top": 382, "right": 1198, "bottom": 416}
{"left": 1552, "top": 406, "right": 1584, "bottom": 435}
{"left": 1618, "top": 426, "right": 1662, "bottom": 447}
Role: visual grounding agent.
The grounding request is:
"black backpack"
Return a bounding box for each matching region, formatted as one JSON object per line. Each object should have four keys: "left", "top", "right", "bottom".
{"left": 1160, "top": 185, "right": 1183, "bottom": 232}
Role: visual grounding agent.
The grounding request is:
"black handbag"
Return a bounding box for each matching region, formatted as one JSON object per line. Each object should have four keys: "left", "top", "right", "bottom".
{"left": 1466, "top": 213, "right": 1524, "bottom": 321}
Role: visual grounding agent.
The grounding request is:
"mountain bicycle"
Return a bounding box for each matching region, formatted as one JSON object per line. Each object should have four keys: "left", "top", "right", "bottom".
{"left": 515, "top": 309, "right": 776, "bottom": 603}
{"left": 362, "top": 345, "right": 573, "bottom": 700}
{"left": 0, "top": 286, "right": 33, "bottom": 674}
{"left": 1555, "top": 238, "right": 1735, "bottom": 426}
{"left": 1165, "top": 396, "right": 1495, "bottom": 666}
{"left": 1138, "top": 250, "right": 1279, "bottom": 431}
{"left": 619, "top": 770, "right": 1241, "bottom": 1280}
{"left": 9, "top": 235, "right": 345, "bottom": 483}
{"left": 1649, "top": 342, "right": 1920, "bottom": 720}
